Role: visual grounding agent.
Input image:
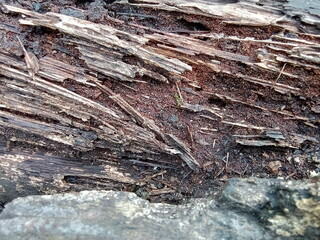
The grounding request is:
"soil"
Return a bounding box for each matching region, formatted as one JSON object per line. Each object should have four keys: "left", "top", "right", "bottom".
{"left": 0, "top": 0, "right": 319, "bottom": 204}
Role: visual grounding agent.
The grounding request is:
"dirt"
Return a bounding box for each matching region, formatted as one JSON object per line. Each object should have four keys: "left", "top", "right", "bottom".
{"left": 0, "top": 0, "right": 319, "bottom": 204}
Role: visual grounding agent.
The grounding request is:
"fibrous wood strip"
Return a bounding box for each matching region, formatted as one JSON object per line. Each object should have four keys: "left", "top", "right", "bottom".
{"left": 0, "top": 147, "right": 140, "bottom": 205}
{"left": 271, "top": 35, "right": 320, "bottom": 46}
{"left": 209, "top": 93, "right": 313, "bottom": 123}
{"left": 291, "top": 46, "right": 320, "bottom": 64}
{"left": 128, "top": 0, "right": 320, "bottom": 33}
{"left": 234, "top": 72, "right": 300, "bottom": 94}
{"left": 234, "top": 131, "right": 318, "bottom": 148}
{"left": 147, "top": 33, "right": 253, "bottom": 63}
{"left": 0, "top": 59, "right": 172, "bottom": 158}
{"left": 76, "top": 41, "right": 169, "bottom": 83}
{"left": 0, "top": 43, "right": 199, "bottom": 170}
{"left": 272, "top": 54, "right": 320, "bottom": 71}
{"left": 125, "top": 0, "right": 288, "bottom": 26}
{"left": 92, "top": 80, "right": 200, "bottom": 170}
{"left": 3, "top": 4, "right": 191, "bottom": 81}
{"left": 258, "top": 44, "right": 320, "bottom": 71}
{"left": 235, "top": 139, "right": 295, "bottom": 148}
{"left": 39, "top": 56, "right": 96, "bottom": 86}
{"left": 0, "top": 110, "right": 97, "bottom": 151}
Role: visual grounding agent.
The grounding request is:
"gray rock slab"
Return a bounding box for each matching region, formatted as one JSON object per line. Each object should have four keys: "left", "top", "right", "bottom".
{"left": 0, "top": 191, "right": 268, "bottom": 240}
{"left": 0, "top": 177, "right": 319, "bottom": 240}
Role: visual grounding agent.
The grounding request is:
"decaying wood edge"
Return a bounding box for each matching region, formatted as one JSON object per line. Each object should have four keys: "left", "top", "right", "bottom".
{"left": 0, "top": 145, "right": 149, "bottom": 210}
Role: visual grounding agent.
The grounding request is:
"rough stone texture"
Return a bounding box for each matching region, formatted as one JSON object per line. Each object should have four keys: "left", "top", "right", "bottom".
{"left": 219, "top": 177, "right": 320, "bottom": 239}
{"left": 0, "top": 177, "right": 319, "bottom": 240}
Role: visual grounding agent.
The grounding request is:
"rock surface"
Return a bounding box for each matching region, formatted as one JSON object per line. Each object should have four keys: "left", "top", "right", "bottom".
{"left": 0, "top": 177, "right": 319, "bottom": 240}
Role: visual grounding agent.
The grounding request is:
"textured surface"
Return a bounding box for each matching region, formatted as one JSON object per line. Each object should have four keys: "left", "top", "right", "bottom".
{"left": 0, "top": 0, "right": 319, "bottom": 206}
{"left": 0, "top": 190, "right": 269, "bottom": 240}
{"left": 0, "top": 177, "right": 319, "bottom": 240}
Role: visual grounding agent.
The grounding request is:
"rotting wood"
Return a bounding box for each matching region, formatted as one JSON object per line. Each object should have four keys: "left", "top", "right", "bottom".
{"left": 235, "top": 139, "right": 296, "bottom": 148}
{"left": 3, "top": 4, "right": 191, "bottom": 83}
{"left": 207, "top": 92, "right": 316, "bottom": 125}
{"left": 6, "top": 2, "right": 317, "bottom": 97}
{"left": 221, "top": 120, "right": 279, "bottom": 131}
{"left": 149, "top": 188, "right": 175, "bottom": 196}
{"left": 92, "top": 79, "right": 200, "bottom": 170}
{"left": 0, "top": 49, "right": 199, "bottom": 168}
{"left": 3, "top": 3, "right": 319, "bottom": 98}
{"left": 17, "top": 36, "right": 39, "bottom": 80}
{"left": 0, "top": 1, "right": 319, "bottom": 203}
{"left": 0, "top": 145, "right": 146, "bottom": 206}
{"left": 1, "top": 4, "right": 202, "bottom": 170}
{"left": 128, "top": 0, "right": 320, "bottom": 32}
{"left": 234, "top": 131, "right": 319, "bottom": 149}
{"left": 124, "top": 0, "right": 295, "bottom": 28}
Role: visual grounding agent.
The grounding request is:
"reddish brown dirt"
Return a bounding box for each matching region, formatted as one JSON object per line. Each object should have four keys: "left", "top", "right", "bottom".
{"left": 0, "top": 0, "right": 319, "bottom": 203}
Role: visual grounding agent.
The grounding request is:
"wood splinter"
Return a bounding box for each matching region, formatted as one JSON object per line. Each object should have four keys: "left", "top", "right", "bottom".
{"left": 17, "top": 36, "right": 39, "bottom": 80}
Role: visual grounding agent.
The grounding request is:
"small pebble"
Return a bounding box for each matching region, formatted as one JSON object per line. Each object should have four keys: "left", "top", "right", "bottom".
{"left": 267, "top": 161, "right": 282, "bottom": 174}
{"left": 32, "top": 2, "right": 42, "bottom": 12}
{"left": 294, "top": 157, "right": 303, "bottom": 165}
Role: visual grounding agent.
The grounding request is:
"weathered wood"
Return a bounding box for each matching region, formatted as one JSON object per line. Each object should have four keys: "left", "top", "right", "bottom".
{"left": 3, "top": 5, "right": 191, "bottom": 83}
{"left": 0, "top": 145, "right": 144, "bottom": 209}
{"left": 0, "top": 0, "right": 319, "bottom": 202}
{"left": 125, "top": 0, "right": 289, "bottom": 26}
{"left": 0, "top": 4, "right": 205, "bottom": 169}
{"left": 126, "top": 0, "right": 320, "bottom": 31}
{"left": 234, "top": 131, "right": 318, "bottom": 148}
{"left": 0, "top": 54, "right": 198, "bottom": 166}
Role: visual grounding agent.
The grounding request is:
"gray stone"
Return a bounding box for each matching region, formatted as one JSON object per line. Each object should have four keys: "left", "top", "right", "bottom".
{"left": 87, "top": 0, "right": 108, "bottom": 21}
{"left": 60, "top": 8, "right": 86, "bottom": 19}
{"left": 0, "top": 177, "right": 319, "bottom": 240}
{"left": 219, "top": 177, "right": 320, "bottom": 238}
{"left": 32, "top": 2, "right": 41, "bottom": 12}
{"left": 285, "top": 0, "right": 320, "bottom": 16}
{"left": 284, "top": 0, "right": 320, "bottom": 29}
